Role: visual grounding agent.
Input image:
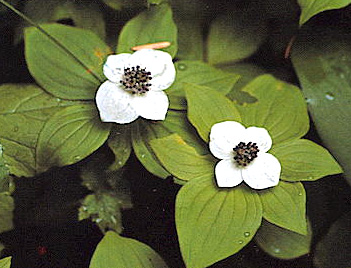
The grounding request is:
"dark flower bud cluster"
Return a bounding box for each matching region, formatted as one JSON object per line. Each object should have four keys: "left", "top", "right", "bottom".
{"left": 120, "top": 65, "right": 152, "bottom": 94}
{"left": 233, "top": 141, "right": 260, "bottom": 166}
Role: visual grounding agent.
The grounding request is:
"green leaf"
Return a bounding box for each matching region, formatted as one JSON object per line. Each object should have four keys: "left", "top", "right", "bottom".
{"left": 237, "top": 75, "right": 309, "bottom": 144}
{"left": 15, "top": 0, "right": 105, "bottom": 43}
{"left": 271, "top": 139, "right": 342, "bottom": 181}
{"left": 259, "top": 181, "right": 307, "bottom": 235}
{"left": 292, "top": 27, "right": 351, "bottom": 182}
{"left": 150, "top": 134, "right": 215, "bottom": 181}
{"left": 25, "top": 23, "right": 109, "bottom": 100}
{"left": 314, "top": 210, "right": 351, "bottom": 268}
{"left": 0, "top": 84, "right": 77, "bottom": 177}
{"left": 0, "top": 257, "right": 11, "bottom": 268}
{"left": 167, "top": 61, "right": 240, "bottom": 110}
{"left": 185, "top": 84, "right": 241, "bottom": 142}
{"left": 0, "top": 145, "right": 9, "bottom": 191}
{"left": 207, "top": 8, "right": 268, "bottom": 64}
{"left": 0, "top": 193, "right": 14, "bottom": 234}
{"left": 297, "top": 0, "right": 351, "bottom": 26}
{"left": 101, "top": 0, "right": 145, "bottom": 10}
{"left": 89, "top": 231, "right": 168, "bottom": 268}
{"left": 117, "top": 3, "right": 177, "bottom": 58}
{"left": 131, "top": 121, "right": 170, "bottom": 179}
{"left": 176, "top": 176, "right": 262, "bottom": 268}
{"left": 255, "top": 220, "right": 312, "bottom": 260}
{"left": 107, "top": 125, "right": 132, "bottom": 171}
{"left": 36, "top": 104, "right": 111, "bottom": 173}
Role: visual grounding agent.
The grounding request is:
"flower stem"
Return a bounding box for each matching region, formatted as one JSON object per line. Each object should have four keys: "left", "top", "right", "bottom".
{"left": 0, "top": 0, "right": 103, "bottom": 83}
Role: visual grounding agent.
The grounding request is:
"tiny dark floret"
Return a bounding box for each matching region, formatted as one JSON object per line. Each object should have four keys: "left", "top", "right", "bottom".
{"left": 233, "top": 141, "right": 260, "bottom": 166}
{"left": 120, "top": 65, "right": 152, "bottom": 94}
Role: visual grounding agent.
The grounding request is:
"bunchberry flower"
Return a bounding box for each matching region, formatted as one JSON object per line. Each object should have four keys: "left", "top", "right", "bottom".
{"left": 96, "top": 49, "right": 176, "bottom": 124}
{"left": 209, "top": 121, "right": 281, "bottom": 189}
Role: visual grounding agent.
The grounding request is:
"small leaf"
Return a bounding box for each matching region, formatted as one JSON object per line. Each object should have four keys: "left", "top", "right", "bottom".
{"left": 207, "top": 8, "right": 268, "bottom": 64}
{"left": 0, "top": 193, "right": 14, "bottom": 234}
{"left": 0, "top": 257, "right": 11, "bottom": 268}
{"left": 101, "top": 0, "right": 145, "bottom": 10}
{"left": 131, "top": 121, "right": 170, "bottom": 179}
{"left": 176, "top": 176, "right": 262, "bottom": 268}
{"left": 36, "top": 104, "right": 111, "bottom": 173}
{"left": 297, "top": 0, "right": 351, "bottom": 26}
{"left": 271, "top": 139, "right": 342, "bottom": 181}
{"left": 237, "top": 75, "right": 309, "bottom": 144}
{"left": 0, "top": 145, "right": 9, "bottom": 191}
{"left": 255, "top": 220, "right": 312, "bottom": 260}
{"left": 107, "top": 125, "right": 132, "bottom": 171}
{"left": 185, "top": 84, "right": 241, "bottom": 142}
{"left": 259, "top": 181, "right": 307, "bottom": 235}
{"left": 167, "top": 61, "right": 240, "bottom": 110}
{"left": 150, "top": 134, "right": 215, "bottom": 181}
{"left": 89, "top": 231, "right": 168, "bottom": 268}
{"left": 0, "top": 84, "right": 77, "bottom": 177}
{"left": 15, "top": 0, "right": 105, "bottom": 43}
{"left": 25, "top": 23, "right": 109, "bottom": 100}
{"left": 117, "top": 3, "right": 177, "bottom": 58}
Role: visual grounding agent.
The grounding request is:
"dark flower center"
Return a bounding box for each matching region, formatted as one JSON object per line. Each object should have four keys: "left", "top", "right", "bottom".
{"left": 120, "top": 65, "right": 152, "bottom": 94}
{"left": 233, "top": 142, "right": 260, "bottom": 167}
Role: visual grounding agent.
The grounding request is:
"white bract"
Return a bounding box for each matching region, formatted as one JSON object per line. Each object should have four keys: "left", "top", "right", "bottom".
{"left": 95, "top": 49, "right": 176, "bottom": 124}
{"left": 209, "top": 121, "right": 281, "bottom": 190}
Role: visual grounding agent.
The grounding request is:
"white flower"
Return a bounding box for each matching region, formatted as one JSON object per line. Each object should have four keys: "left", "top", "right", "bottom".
{"left": 95, "top": 49, "right": 176, "bottom": 124}
{"left": 209, "top": 121, "right": 281, "bottom": 190}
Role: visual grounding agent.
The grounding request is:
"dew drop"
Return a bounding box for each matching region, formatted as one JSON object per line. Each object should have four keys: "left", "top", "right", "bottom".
{"left": 118, "top": 161, "right": 123, "bottom": 165}
{"left": 325, "top": 92, "right": 335, "bottom": 100}
{"left": 95, "top": 218, "right": 103, "bottom": 223}
{"left": 273, "top": 247, "right": 281, "bottom": 254}
{"left": 238, "top": 240, "right": 244, "bottom": 244}
{"left": 244, "top": 232, "right": 250, "bottom": 237}
{"left": 74, "top": 155, "right": 81, "bottom": 161}
{"left": 82, "top": 206, "right": 88, "bottom": 212}
{"left": 178, "top": 63, "right": 187, "bottom": 71}
{"left": 56, "top": 98, "right": 62, "bottom": 103}
{"left": 298, "top": 192, "right": 303, "bottom": 196}
{"left": 141, "top": 154, "right": 146, "bottom": 158}
{"left": 13, "top": 126, "right": 19, "bottom": 132}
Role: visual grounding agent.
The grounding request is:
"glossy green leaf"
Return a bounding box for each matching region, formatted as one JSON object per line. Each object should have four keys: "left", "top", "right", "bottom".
{"left": 90, "top": 231, "right": 168, "bottom": 268}
{"left": 176, "top": 176, "right": 262, "bottom": 268}
{"left": 0, "top": 84, "right": 77, "bottom": 177}
{"left": 292, "top": 27, "right": 351, "bottom": 182}
{"left": 314, "top": 210, "right": 351, "bottom": 268}
{"left": 259, "top": 181, "right": 307, "bottom": 235}
{"left": 131, "top": 121, "right": 170, "bottom": 179}
{"left": 237, "top": 75, "right": 309, "bottom": 144}
{"left": 167, "top": 61, "right": 240, "bottom": 110}
{"left": 271, "top": 139, "right": 342, "bottom": 181}
{"left": 107, "top": 125, "right": 132, "bottom": 171}
{"left": 297, "top": 0, "right": 351, "bottom": 26}
{"left": 0, "top": 193, "right": 13, "bottom": 234}
{"left": 207, "top": 8, "right": 268, "bottom": 64}
{"left": 25, "top": 23, "right": 109, "bottom": 100}
{"left": 16, "top": 0, "right": 105, "bottom": 43}
{"left": 150, "top": 134, "right": 215, "bottom": 181}
{"left": 150, "top": 110, "right": 208, "bottom": 155}
{"left": 0, "top": 145, "right": 9, "bottom": 190}
{"left": 117, "top": 3, "right": 177, "bottom": 58}
{"left": 36, "top": 104, "right": 111, "bottom": 173}
{"left": 255, "top": 220, "right": 312, "bottom": 260}
{"left": 0, "top": 257, "right": 11, "bottom": 268}
{"left": 185, "top": 84, "right": 241, "bottom": 142}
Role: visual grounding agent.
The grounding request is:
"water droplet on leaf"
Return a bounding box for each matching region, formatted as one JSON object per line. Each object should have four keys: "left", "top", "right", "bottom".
{"left": 74, "top": 155, "right": 81, "bottom": 161}
{"left": 238, "top": 240, "right": 243, "bottom": 244}
{"left": 13, "top": 126, "right": 19, "bottom": 132}
{"left": 56, "top": 98, "right": 62, "bottom": 103}
{"left": 178, "top": 63, "right": 187, "bottom": 71}
{"left": 95, "top": 218, "right": 102, "bottom": 223}
{"left": 244, "top": 232, "right": 250, "bottom": 237}
{"left": 141, "top": 154, "right": 146, "bottom": 158}
{"left": 273, "top": 247, "right": 281, "bottom": 254}
{"left": 325, "top": 92, "right": 335, "bottom": 100}
{"left": 118, "top": 161, "right": 122, "bottom": 165}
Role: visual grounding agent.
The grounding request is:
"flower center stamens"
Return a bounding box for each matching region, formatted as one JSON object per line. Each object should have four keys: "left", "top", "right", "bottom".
{"left": 233, "top": 142, "right": 260, "bottom": 167}
{"left": 120, "top": 65, "right": 152, "bottom": 94}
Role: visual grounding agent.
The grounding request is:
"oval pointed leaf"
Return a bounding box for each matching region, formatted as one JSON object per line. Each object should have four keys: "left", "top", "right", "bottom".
{"left": 185, "top": 84, "right": 241, "bottom": 142}
{"left": 298, "top": 0, "right": 351, "bottom": 26}
{"left": 255, "top": 220, "right": 312, "bottom": 260}
{"left": 107, "top": 125, "right": 132, "bottom": 171}
{"left": 150, "top": 134, "right": 215, "bottom": 181}
{"left": 90, "top": 231, "right": 168, "bottom": 268}
{"left": 271, "top": 139, "right": 342, "bottom": 181}
{"left": 25, "top": 23, "right": 109, "bottom": 100}
{"left": 117, "top": 3, "right": 177, "bottom": 57}
{"left": 167, "top": 61, "right": 240, "bottom": 110}
{"left": 0, "top": 84, "right": 77, "bottom": 177}
{"left": 237, "top": 75, "right": 309, "bottom": 144}
{"left": 259, "top": 181, "right": 307, "bottom": 235}
{"left": 36, "top": 104, "right": 111, "bottom": 173}
{"left": 131, "top": 121, "right": 170, "bottom": 179}
{"left": 0, "top": 257, "right": 11, "bottom": 268}
{"left": 176, "top": 176, "right": 262, "bottom": 268}
{"left": 207, "top": 9, "right": 267, "bottom": 64}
